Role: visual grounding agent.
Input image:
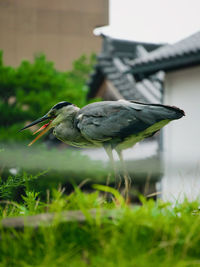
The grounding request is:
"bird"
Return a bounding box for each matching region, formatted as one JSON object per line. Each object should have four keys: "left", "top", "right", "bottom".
{"left": 20, "top": 99, "right": 185, "bottom": 195}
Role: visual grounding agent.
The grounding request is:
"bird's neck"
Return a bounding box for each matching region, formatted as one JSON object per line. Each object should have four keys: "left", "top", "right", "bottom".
{"left": 63, "top": 105, "right": 80, "bottom": 118}
{"left": 51, "top": 106, "right": 80, "bottom": 127}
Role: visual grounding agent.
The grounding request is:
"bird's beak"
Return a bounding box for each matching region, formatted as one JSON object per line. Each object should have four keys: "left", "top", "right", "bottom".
{"left": 20, "top": 114, "right": 50, "bottom": 131}
{"left": 20, "top": 114, "right": 55, "bottom": 146}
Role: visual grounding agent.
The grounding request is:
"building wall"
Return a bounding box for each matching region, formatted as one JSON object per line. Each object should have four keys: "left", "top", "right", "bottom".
{"left": 0, "top": 0, "right": 108, "bottom": 70}
{"left": 162, "top": 65, "right": 200, "bottom": 201}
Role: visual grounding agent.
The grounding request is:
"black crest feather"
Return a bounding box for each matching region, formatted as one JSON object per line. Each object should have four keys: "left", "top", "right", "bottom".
{"left": 52, "top": 101, "right": 72, "bottom": 110}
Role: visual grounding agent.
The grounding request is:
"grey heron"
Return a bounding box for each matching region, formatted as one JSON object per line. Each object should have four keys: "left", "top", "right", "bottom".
{"left": 20, "top": 100, "right": 185, "bottom": 195}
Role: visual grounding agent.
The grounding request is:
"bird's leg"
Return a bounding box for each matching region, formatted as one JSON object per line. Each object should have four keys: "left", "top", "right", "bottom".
{"left": 104, "top": 145, "right": 120, "bottom": 189}
{"left": 116, "top": 149, "right": 132, "bottom": 201}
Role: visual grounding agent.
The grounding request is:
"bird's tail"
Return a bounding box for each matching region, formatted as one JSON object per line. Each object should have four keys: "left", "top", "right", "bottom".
{"left": 161, "top": 105, "right": 185, "bottom": 120}
{"left": 129, "top": 100, "right": 185, "bottom": 120}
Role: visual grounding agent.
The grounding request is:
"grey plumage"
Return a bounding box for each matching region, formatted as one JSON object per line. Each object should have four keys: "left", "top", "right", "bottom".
{"left": 20, "top": 99, "right": 185, "bottom": 193}
{"left": 74, "top": 100, "right": 184, "bottom": 150}
{"left": 21, "top": 99, "right": 185, "bottom": 151}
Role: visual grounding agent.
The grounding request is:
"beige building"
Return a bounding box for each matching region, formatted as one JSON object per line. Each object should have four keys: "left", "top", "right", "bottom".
{"left": 0, "top": 0, "right": 108, "bottom": 70}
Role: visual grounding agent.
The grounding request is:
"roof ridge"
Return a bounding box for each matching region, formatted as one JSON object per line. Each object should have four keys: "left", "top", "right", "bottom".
{"left": 129, "top": 31, "right": 200, "bottom": 67}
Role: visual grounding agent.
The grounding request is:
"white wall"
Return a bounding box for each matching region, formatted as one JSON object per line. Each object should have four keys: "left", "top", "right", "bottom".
{"left": 162, "top": 65, "right": 200, "bottom": 201}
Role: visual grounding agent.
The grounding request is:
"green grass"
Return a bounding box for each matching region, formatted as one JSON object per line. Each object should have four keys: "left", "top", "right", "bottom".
{"left": 0, "top": 173, "right": 200, "bottom": 267}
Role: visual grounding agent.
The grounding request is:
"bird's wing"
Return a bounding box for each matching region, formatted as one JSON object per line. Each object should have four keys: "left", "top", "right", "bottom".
{"left": 76, "top": 101, "right": 136, "bottom": 142}
{"left": 75, "top": 100, "right": 184, "bottom": 142}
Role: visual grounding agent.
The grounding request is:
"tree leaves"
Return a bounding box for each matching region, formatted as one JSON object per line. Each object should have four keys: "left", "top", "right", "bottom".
{"left": 0, "top": 52, "right": 96, "bottom": 142}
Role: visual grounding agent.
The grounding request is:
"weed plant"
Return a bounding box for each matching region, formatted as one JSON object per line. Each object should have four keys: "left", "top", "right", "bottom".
{"left": 0, "top": 172, "right": 200, "bottom": 266}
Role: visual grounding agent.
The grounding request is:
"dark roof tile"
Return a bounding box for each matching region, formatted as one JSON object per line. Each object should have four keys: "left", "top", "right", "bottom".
{"left": 87, "top": 35, "right": 164, "bottom": 102}
{"left": 129, "top": 31, "right": 200, "bottom": 75}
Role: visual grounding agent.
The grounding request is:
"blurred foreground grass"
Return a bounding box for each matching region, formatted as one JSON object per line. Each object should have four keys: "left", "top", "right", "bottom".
{"left": 0, "top": 172, "right": 200, "bottom": 267}
{"left": 0, "top": 145, "right": 110, "bottom": 201}
{"left": 0, "top": 144, "right": 161, "bottom": 198}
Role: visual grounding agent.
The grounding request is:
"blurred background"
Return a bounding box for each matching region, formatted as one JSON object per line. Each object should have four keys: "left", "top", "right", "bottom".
{"left": 0, "top": 0, "right": 200, "bottom": 202}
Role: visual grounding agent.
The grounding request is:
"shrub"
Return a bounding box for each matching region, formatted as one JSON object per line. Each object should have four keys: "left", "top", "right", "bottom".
{"left": 0, "top": 51, "right": 96, "bottom": 142}
{"left": 0, "top": 187, "right": 200, "bottom": 267}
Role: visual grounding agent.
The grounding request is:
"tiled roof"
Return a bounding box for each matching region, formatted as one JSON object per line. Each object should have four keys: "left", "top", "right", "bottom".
{"left": 87, "top": 35, "right": 164, "bottom": 103}
{"left": 128, "top": 31, "right": 200, "bottom": 77}
{"left": 101, "top": 34, "right": 162, "bottom": 58}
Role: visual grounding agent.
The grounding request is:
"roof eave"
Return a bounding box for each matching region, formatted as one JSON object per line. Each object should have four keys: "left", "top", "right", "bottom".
{"left": 131, "top": 52, "right": 200, "bottom": 80}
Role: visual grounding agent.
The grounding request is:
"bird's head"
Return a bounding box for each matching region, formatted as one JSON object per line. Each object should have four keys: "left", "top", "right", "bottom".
{"left": 20, "top": 101, "right": 77, "bottom": 146}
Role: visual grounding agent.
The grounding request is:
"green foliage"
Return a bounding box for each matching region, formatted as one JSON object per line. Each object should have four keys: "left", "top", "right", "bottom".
{"left": 21, "top": 191, "right": 41, "bottom": 214}
{"left": 0, "top": 187, "right": 200, "bottom": 266}
{"left": 0, "top": 171, "right": 46, "bottom": 200}
{"left": 0, "top": 51, "right": 96, "bottom": 142}
{"left": 0, "top": 171, "right": 200, "bottom": 267}
{"left": 0, "top": 146, "right": 109, "bottom": 200}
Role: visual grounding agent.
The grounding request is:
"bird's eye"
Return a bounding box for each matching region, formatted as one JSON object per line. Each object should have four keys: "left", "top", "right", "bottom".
{"left": 49, "top": 110, "right": 56, "bottom": 117}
